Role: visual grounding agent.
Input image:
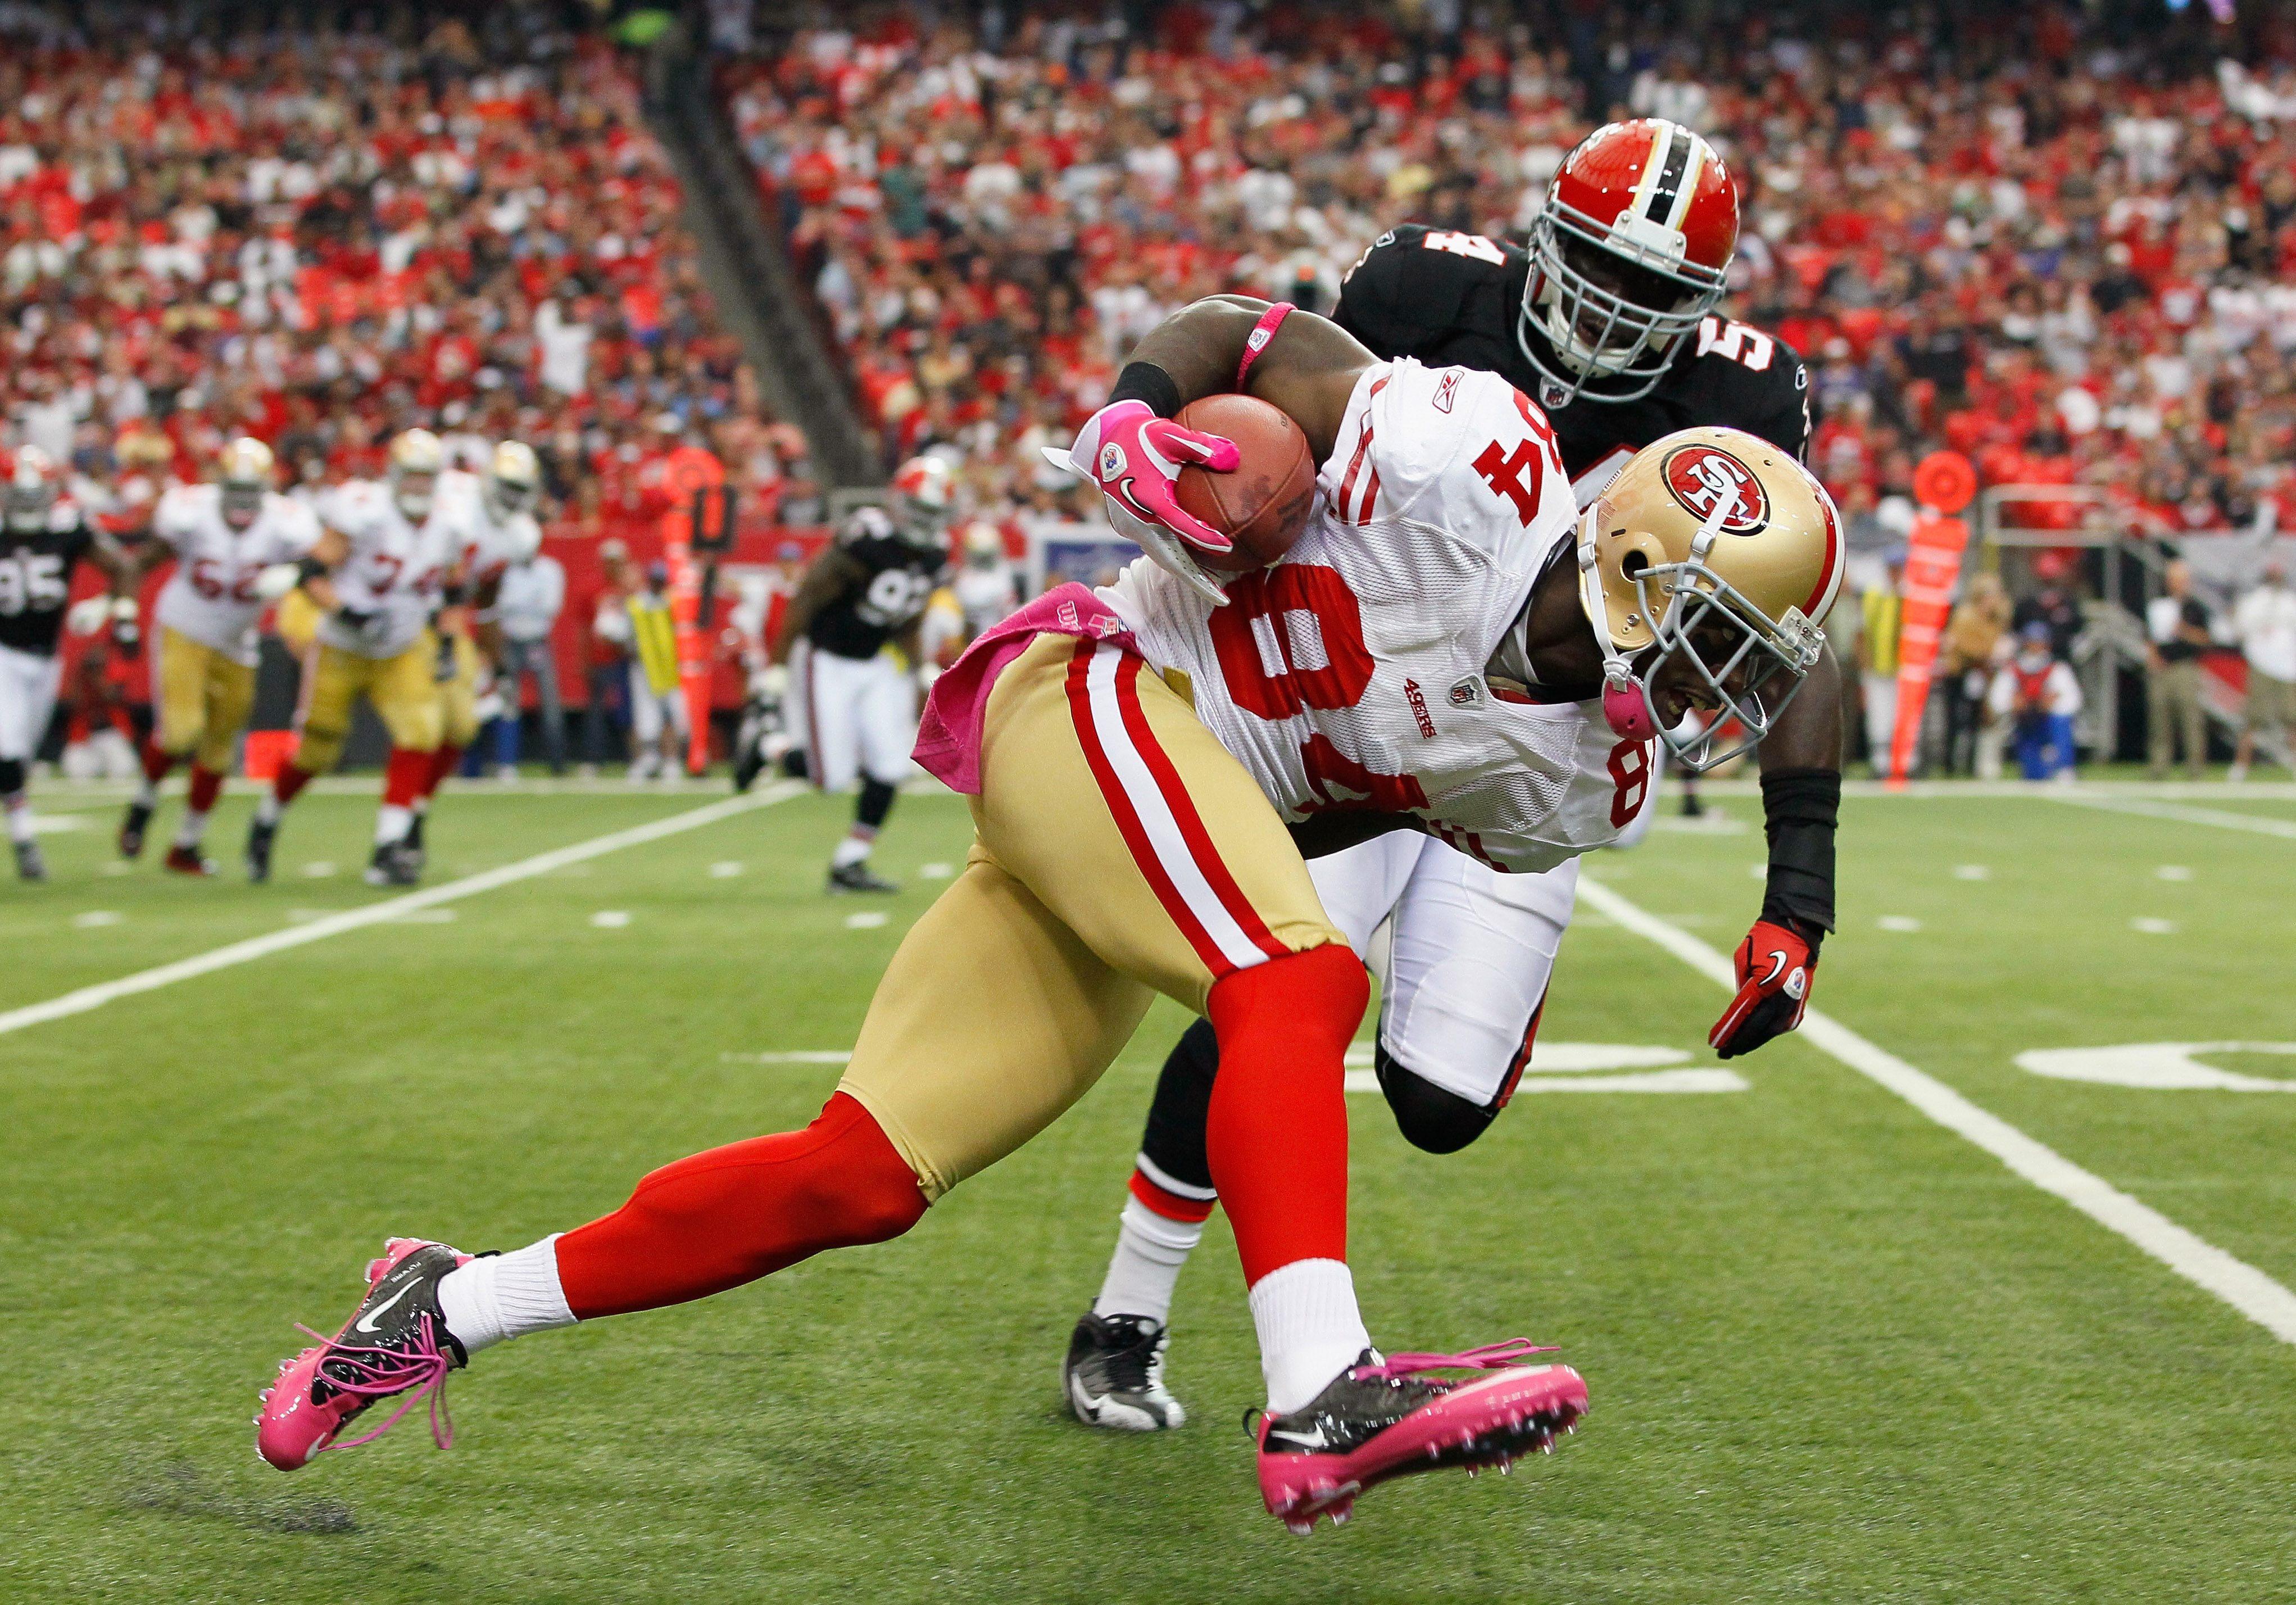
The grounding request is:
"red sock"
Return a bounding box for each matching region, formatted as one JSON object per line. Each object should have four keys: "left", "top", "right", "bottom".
{"left": 272, "top": 763, "right": 316, "bottom": 808}
{"left": 555, "top": 1091, "right": 927, "bottom": 1320}
{"left": 424, "top": 743, "right": 462, "bottom": 799}
{"left": 141, "top": 740, "right": 176, "bottom": 787}
{"left": 1203, "top": 944, "right": 1367, "bottom": 1287}
{"left": 185, "top": 763, "right": 224, "bottom": 814}
{"left": 382, "top": 746, "right": 432, "bottom": 808}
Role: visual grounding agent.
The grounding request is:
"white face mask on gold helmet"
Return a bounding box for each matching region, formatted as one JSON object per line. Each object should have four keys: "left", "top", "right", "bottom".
{"left": 1574, "top": 426, "right": 1844, "bottom": 772}
{"left": 219, "top": 437, "right": 275, "bottom": 531}
{"left": 388, "top": 428, "right": 446, "bottom": 522}
{"left": 484, "top": 439, "right": 542, "bottom": 522}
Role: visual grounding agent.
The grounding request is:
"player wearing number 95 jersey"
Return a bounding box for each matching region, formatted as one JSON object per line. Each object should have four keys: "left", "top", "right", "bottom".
{"left": 766, "top": 456, "right": 952, "bottom": 895}
{"left": 1066, "top": 121, "right": 1837, "bottom": 1435}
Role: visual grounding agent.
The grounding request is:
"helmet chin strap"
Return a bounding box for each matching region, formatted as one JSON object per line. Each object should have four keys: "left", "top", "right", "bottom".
{"left": 1578, "top": 491, "right": 1740, "bottom": 741}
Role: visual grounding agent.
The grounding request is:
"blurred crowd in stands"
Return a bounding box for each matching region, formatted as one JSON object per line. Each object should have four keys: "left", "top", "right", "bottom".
{"left": 0, "top": 1, "right": 816, "bottom": 551}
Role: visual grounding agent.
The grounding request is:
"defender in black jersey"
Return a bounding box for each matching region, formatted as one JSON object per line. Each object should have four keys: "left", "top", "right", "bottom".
{"left": 1063, "top": 120, "right": 1849, "bottom": 1435}
{"left": 0, "top": 446, "right": 138, "bottom": 880}
{"left": 766, "top": 456, "right": 952, "bottom": 893}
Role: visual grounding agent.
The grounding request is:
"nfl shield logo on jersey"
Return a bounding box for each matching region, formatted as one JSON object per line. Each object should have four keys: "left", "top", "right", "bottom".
{"left": 1539, "top": 377, "right": 1574, "bottom": 412}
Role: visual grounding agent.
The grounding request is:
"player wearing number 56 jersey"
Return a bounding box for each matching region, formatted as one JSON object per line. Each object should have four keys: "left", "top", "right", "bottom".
{"left": 1068, "top": 124, "right": 1837, "bottom": 1434}
{"left": 119, "top": 439, "right": 321, "bottom": 875}
{"left": 768, "top": 456, "right": 952, "bottom": 894}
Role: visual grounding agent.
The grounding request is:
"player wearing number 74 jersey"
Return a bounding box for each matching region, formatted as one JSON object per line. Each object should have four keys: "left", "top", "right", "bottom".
{"left": 252, "top": 301, "right": 1836, "bottom": 1538}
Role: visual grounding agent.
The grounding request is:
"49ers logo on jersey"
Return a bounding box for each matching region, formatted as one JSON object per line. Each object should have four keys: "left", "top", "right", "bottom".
{"left": 1661, "top": 443, "right": 1768, "bottom": 534}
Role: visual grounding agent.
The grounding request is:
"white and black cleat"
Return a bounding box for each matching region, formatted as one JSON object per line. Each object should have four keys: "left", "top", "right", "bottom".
{"left": 13, "top": 838, "right": 46, "bottom": 882}
{"left": 1064, "top": 1311, "right": 1186, "bottom": 1431}
{"left": 827, "top": 861, "right": 900, "bottom": 895}
{"left": 364, "top": 842, "right": 421, "bottom": 888}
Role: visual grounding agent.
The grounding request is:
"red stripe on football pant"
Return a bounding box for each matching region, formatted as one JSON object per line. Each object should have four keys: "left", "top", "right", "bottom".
{"left": 1494, "top": 987, "right": 1550, "bottom": 1110}
{"left": 1064, "top": 642, "right": 1233, "bottom": 977}
{"left": 1129, "top": 1167, "right": 1218, "bottom": 1224}
{"left": 1108, "top": 652, "right": 1290, "bottom": 964}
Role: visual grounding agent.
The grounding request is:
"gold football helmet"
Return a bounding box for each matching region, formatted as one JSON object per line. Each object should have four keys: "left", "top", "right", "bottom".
{"left": 483, "top": 439, "right": 542, "bottom": 522}
{"left": 388, "top": 428, "right": 445, "bottom": 521}
{"left": 219, "top": 437, "right": 275, "bottom": 529}
{"left": 1576, "top": 425, "right": 1843, "bottom": 771}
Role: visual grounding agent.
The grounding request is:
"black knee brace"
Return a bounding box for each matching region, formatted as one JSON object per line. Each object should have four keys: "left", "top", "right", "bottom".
{"left": 1136, "top": 1015, "right": 1220, "bottom": 1193}
{"left": 0, "top": 757, "right": 22, "bottom": 797}
{"left": 1376, "top": 1044, "right": 1498, "bottom": 1155}
{"left": 857, "top": 776, "right": 896, "bottom": 831}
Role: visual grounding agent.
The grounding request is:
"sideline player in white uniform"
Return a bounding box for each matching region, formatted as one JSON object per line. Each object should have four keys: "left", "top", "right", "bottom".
{"left": 392, "top": 441, "right": 544, "bottom": 873}
{"left": 765, "top": 455, "right": 951, "bottom": 893}
{"left": 256, "top": 301, "right": 1843, "bottom": 1537}
{"left": 246, "top": 430, "right": 460, "bottom": 885}
{"left": 117, "top": 438, "right": 321, "bottom": 874}
{"left": 951, "top": 521, "right": 1021, "bottom": 642}
{"left": 0, "top": 446, "right": 139, "bottom": 879}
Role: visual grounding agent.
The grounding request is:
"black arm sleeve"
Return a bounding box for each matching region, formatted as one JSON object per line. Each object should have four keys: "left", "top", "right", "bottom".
{"left": 1760, "top": 767, "right": 1839, "bottom": 937}
{"left": 1109, "top": 361, "right": 1182, "bottom": 418}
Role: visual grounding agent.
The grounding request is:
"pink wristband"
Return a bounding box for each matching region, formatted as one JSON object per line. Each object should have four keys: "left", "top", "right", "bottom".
{"left": 1235, "top": 301, "right": 1297, "bottom": 393}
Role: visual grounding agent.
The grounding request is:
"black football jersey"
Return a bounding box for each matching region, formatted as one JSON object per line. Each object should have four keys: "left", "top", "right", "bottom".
{"left": 806, "top": 506, "right": 947, "bottom": 661}
{"left": 0, "top": 511, "right": 96, "bottom": 658}
{"left": 1334, "top": 224, "right": 1811, "bottom": 505}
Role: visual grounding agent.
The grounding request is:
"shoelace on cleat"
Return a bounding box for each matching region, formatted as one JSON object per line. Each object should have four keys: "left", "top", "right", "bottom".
{"left": 295, "top": 1311, "right": 457, "bottom": 1453}
{"left": 1350, "top": 1338, "right": 1557, "bottom": 1383}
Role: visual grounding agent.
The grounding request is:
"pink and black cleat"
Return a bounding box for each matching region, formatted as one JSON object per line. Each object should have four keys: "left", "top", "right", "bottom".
{"left": 1254, "top": 1340, "right": 1588, "bottom": 1534}
{"left": 255, "top": 1237, "right": 471, "bottom": 1471}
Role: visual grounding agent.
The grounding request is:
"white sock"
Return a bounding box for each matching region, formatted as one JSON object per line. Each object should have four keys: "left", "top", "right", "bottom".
{"left": 256, "top": 792, "right": 283, "bottom": 826}
{"left": 174, "top": 809, "right": 211, "bottom": 850}
{"left": 1092, "top": 1196, "right": 1206, "bottom": 1326}
{"left": 830, "top": 833, "right": 874, "bottom": 869}
{"left": 134, "top": 779, "right": 160, "bottom": 808}
{"left": 4, "top": 795, "right": 31, "bottom": 845}
{"left": 1249, "top": 1258, "right": 1372, "bottom": 1414}
{"left": 435, "top": 1236, "right": 577, "bottom": 1355}
{"left": 374, "top": 804, "right": 412, "bottom": 846}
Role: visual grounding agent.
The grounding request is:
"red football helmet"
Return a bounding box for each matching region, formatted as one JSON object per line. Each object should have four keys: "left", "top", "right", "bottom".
{"left": 4, "top": 443, "right": 60, "bottom": 533}
{"left": 888, "top": 454, "right": 955, "bottom": 546}
{"left": 1519, "top": 119, "right": 1739, "bottom": 407}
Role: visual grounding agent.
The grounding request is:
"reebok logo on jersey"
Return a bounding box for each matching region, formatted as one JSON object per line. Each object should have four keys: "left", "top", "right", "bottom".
{"left": 1433, "top": 371, "right": 1462, "bottom": 414}
{"left": 1404, "top": 678, "right": 1435, "bottom": 738}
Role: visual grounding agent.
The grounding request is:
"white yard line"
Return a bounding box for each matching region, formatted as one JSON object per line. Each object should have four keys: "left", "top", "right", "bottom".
{"left": 2043, "top": 791, "right": 2296, "bottom": 840}
{"left": 1576, "top": 874, "right": 2296, "bottom": 1347}
{"left": 0, "top": 782, "right": 804, "bottom": 1041}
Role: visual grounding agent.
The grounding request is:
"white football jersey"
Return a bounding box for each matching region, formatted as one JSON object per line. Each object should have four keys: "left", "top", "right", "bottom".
{"left": 152, "top": 485, "right": 322, "bottom": 665}
{"left": 313, "top": 480, "right": 457, "bottom": 658}
{"left": 437, "top": 469, "right": 542, "bottom": 583}
{"left": 1103, "top": 359, "right": 1658, "bottom": 875}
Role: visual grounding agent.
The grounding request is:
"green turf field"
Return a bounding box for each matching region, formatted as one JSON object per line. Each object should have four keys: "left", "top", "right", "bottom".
{"left": 2, "top": 778, "right": 2292, "bottom": 1603}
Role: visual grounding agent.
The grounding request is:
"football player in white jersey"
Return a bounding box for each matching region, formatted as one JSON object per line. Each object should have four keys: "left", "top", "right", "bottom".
{"left": 255, "top": 302, "right": 1839, "bottom": 1537}
{"left": 1060, "top": 301, "right": 1848, "bottom": 1430}
{"left": 389, "top": 439, "right": 544, "bottom": 874}
{"left": 246, "top": 429, "right": 461, "bottom": 885}
{"left": 116, "top": 438, "right": 322, "bottom": 874}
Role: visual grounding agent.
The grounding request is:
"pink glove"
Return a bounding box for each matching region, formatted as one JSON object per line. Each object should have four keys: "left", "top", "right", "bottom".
{"left": 1047, "top": 400, "right": 1241, "bottom": 556}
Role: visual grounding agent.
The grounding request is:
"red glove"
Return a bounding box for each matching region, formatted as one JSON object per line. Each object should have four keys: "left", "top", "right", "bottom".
{"left": 1042, "top": 400, "right": 1241, "bottom": 604}
{"left": 1709, "top": 918, "right": 1818, "bottom": 1059}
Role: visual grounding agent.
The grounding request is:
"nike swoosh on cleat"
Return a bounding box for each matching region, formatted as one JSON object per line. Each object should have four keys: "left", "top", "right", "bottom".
{"left": 353, "top": 1280, "right": 419, "bottom": 1335}
{"left": 1265, "top": 1425, "right": 1333, "bottom": 1450}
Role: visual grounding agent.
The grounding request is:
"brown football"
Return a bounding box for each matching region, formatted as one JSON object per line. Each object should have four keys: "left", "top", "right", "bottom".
{"left": 1171, "top": 393, "right": 1318, "bottom": 575}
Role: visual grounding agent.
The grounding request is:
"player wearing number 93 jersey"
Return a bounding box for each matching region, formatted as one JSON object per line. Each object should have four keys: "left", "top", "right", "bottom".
{"left": 769, "top": 455, "right": 951, "bottom": 894}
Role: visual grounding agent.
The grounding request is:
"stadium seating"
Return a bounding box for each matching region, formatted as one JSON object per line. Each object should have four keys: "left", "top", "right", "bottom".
{"left": 720, "top": 5, "right": 2296, "bottom": 541}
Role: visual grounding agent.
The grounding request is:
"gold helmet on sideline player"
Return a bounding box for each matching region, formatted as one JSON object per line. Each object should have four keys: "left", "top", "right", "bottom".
{"left": 1576, "top": 425, "right": 1843, "bottom": 773}
{"left": 483, "top": 439, "right": 543, "bottom": 522}
{"left": 388, "top": 428, "right": 445, "bottom": 521}
{"left": 219, "top": 437, "right": 275, "bottom": 531}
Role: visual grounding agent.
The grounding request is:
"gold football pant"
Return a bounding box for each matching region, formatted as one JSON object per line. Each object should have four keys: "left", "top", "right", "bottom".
{"left": 435, "top": 632, "right": 483, "bottom": 749}
{"left": 837, "top": 634, "right": 1344, "bottom": 1199}
{"left": 291, "top": 635, "right": 443, "bottom": 775}
{"left": 152, "top": 627, "right": 255, "bottom": 773}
